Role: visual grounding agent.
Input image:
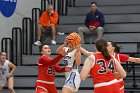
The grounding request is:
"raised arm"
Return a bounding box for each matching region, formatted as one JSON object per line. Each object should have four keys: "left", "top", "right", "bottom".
{"left": 74, "top": 48, "right": 81, "bottom": 66}
{"left": 39, "top": 55, "right": 63, "bottom": 66}
{"left": 80, "top": 47, "right": 93, "bottom": 56}
{"left": 56, "top": 41, "right": 67, "bottom": 54}
{"left": 119, "top": 54, "right": 140, "bottom": 63}
{"left": 127, "top": 57, "right": 140, "bottom": 63}
{"left": 80, "top": 55, "right": 94, "bottom": 80}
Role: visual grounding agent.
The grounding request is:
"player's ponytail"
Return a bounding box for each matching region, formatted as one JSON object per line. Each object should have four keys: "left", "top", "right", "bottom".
{"left": 95, "top": 39, "right": 111, "bottom": 60}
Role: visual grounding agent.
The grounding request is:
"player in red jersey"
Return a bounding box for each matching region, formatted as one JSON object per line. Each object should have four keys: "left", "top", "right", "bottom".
{"left": 107, "top": 41, "right": 140, "bottom": 93}
{"left": 35, "top": 44, "right": 72, "bottom": 93}
{"left": 80, "top": 39, "right": 126, "bottom": 93}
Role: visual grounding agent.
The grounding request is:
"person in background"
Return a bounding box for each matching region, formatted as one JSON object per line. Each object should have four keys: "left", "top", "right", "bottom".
{"left": 107, "top": 41, "right": 140, "bottom": 93}
{"left": 0, "top": 51, "right": 16, "bottom": 93}
{"left": 80, "top": 39, "right": 126, "bottom": 93}
{"left": 34, "top": 5, "right": 59, "bottom": 45}
{"left": 78, "top": 2, "right": 105, "bottom": 43}
{"left": 35, "top": 44, "right": 72, "bottom": 93}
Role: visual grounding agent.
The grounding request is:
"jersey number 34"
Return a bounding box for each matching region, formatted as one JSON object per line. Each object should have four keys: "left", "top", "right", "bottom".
{"left": 96, "top": 60, "right": 115, "bottom": 74}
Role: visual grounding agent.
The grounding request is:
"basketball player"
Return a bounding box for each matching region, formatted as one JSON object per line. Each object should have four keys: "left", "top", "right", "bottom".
{"left": 35, "top": 44, "right": 72, "bottom": 93}
{"left": 0, "top": 51, "right": 16, "bottom": 93}
{"left": 80, "top": 39, "right": 126, "bottom": 93}
{"left": 107, "top": 41, "right": 140, "bottom": 93}
{"left": 56, "top": 40, "right": 81, "bottom": 93}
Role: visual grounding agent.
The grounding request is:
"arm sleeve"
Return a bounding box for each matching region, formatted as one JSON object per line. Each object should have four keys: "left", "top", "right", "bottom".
{"left": 38, "top": 55, "right": 63, "bottom": 66}
{"left": 100, "top": 13, "right": 105, "bottom": 27}
{"left": 50, "top": 11, "right": 58, "bottom": 25}
{"left": 39, "top": 12, "right": 47, "bottom": 27}
{"left": 54, "top": 63, "right": 65, "bottom": 73}
{"left": 85, "top": 14, "right": 89, "bottom": 27}
{"left": 119, "top": 54, "right": 129, "bottom": 62}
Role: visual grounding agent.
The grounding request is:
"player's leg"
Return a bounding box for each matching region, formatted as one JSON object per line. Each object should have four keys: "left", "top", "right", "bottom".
{"left": 0, "top": 86, "right": 4, "bottom": 93}
{"left": 62, "top": 72, "right": 81, "bottom": 93}
{"left": 7, "top": 77, "right": 16, "bottom": 93}
{"left": 0, "top": 78, "right": 7, "bottom": 93}
{"left": 61, "top": 87, "right": 74, "bottom": 93}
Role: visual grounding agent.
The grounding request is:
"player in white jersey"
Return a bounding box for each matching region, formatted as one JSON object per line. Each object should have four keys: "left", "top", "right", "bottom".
{"left": 56, "top": 41, "right": 81, "bottom": 93}
{"left": 0, "top": 52, "right": 16, "bottom": 93}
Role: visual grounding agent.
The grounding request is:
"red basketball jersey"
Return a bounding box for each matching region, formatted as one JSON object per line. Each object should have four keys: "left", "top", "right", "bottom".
{"left": 114, "top": 53, "right": 129, "bottom": 93}
{"left": 37, "top": 55, "right": 64, "bottom": 82}
{"left": 114, "top": 53, "right": 129, "bottom": 63}
{"left": 90, "top": 52, "right": 116, "bottom": 84}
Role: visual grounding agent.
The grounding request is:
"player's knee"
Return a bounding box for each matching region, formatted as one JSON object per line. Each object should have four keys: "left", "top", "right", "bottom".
{"left": 8, "top": 86, "right": 14, "bottom": 91}
{"left": 96, "top": 27, "right": 104, "bottom": 31}
{"left": 50, "top": 24, "right": 55, "bottom": 28}
{"left": 78, "top": 27, "right": 83, "bottom": 32}
{"left": 38, "top": 24, "right": 43, "bottom": 30}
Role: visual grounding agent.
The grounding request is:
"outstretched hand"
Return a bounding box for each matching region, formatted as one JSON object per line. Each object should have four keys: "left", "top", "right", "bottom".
{"left": 75, "top": 44, "right": 81, "bottom": 51}
{"left": 60, "top": 49, "right": 67, "bottom": 56}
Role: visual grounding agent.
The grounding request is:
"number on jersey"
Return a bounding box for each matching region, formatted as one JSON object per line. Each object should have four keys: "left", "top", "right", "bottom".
{"left": 96, "top": 60, "right": 115, "bottom": 74}
{"left": 47, "top": 66, "right": 54, "bottom": 75}
{"left": 63, "top": 59, "right": 68, "bottom": 66}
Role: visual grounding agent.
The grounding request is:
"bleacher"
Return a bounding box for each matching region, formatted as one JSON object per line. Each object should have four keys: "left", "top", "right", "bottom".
{"left": 1, "top": 0, "right": 140, "bottom": 93}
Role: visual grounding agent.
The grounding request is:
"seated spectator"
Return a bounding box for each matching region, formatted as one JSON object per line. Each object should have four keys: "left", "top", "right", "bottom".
{"left": 34, "top": 5, "right": 59, "bottom": 45}
{"left": 78, "top": 2, "right": 105, "bottom": 43}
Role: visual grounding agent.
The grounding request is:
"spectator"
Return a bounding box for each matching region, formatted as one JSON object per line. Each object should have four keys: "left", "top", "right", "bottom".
{"left": 34, "top": 5, "right": 59, "bottom": 45}
{"left": 78, "top": 2, "right": 105, "bottom": 43}
{"left": 0, "top": 51, "right": 16, "bottom": 93}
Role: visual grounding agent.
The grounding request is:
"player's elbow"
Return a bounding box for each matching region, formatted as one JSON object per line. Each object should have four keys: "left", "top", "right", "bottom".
{"left": 120, "top": 72, "right": 127, "bottom": 78}
{"left": 122, "top": 72, "right": 127, "bottom": 78}
{"left": 80, "top": 74, "right": 86, "bottom": 80}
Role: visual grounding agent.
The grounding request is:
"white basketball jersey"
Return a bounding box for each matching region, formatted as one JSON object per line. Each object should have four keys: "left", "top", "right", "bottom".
{"left": 63, "top": 47, "right": 78, "bottom": 70}
{"left": 0, "top": 60, "right": 10, "bottom": 76}
{"left": 0, "top": 60, "right": 10, "bottom": 86}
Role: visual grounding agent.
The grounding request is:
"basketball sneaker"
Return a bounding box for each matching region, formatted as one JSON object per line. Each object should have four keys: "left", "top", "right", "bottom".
{"left": 57, "top": 32, "right": 65, "bottom": 35}
{"left": 34, "top": 41, "right": 42, "bottom": 46}
{"left": 51, "top": 40, "right": 56, "bottom": 45}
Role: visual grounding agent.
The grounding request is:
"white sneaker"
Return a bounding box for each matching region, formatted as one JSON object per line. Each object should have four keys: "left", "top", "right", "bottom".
{"left": 51, "top": 40, "right": 56, "bottom": 45}
{"left": 34, "top": 41, "right": 42, "bottom": 46}
{"left": 57, "top": 32, "right": 65, "bottom": 35}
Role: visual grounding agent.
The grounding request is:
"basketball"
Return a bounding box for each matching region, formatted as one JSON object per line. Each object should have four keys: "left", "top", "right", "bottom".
{"left": 66, "top": 32, "right": 81, "bottom": 46}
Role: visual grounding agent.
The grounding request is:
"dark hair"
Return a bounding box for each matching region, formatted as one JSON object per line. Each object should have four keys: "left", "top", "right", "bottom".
{"left": 0, "top": 51, "right": 6, "bottom": 55}
{"left": 109, "top": 41, "right": 120, "bottom": 53}
{"left": 39, "top": 44, "right": 45, "bottom": 53}
{"left": 95, "top": 39, "right": 111, "bottom": 60}
{"left": 91, "top": 1, "right": 97, "bottom": 6}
